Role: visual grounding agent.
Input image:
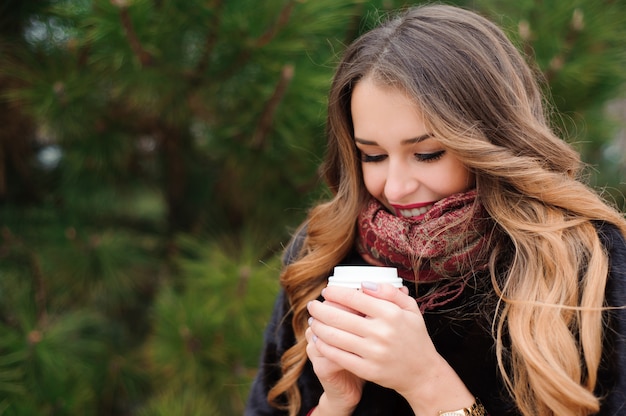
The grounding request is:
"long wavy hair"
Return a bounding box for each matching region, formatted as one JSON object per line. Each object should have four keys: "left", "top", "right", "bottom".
{"left": 268, "top": 4, "right": 626, "bottom": 415}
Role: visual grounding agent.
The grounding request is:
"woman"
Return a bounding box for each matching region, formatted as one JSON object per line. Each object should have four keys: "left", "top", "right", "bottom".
{"left": 246, "top": 4, "right": 626, "bottom": 416}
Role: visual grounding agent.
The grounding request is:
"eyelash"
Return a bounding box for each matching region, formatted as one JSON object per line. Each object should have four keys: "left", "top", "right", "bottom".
{"left": 360, "top": 150, "right": 446, "bottom": 163}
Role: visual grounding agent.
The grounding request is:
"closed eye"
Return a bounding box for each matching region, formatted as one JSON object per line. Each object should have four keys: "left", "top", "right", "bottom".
{"left": 360, "top": 153, "right": 387, "bottom": 163}
{"left": 415, "top": 150, "right": 445, "bottom": 162}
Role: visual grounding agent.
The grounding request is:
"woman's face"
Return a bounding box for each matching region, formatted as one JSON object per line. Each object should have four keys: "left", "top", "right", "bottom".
{"left": 351, "top": 78, "right": 474, "bottom": 219}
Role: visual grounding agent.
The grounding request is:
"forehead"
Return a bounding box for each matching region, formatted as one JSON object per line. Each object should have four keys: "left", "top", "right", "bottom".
{"left": 351, "top": 78, "right": 428, "bottom": 140}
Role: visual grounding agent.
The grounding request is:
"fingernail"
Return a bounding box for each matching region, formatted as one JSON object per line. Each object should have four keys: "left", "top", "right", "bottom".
{"left": 312, "top": 335, "right": 318, "bottom": 343}
{"left": 308, "top": 317, "right": 313, "bottom": 326}
{"left": 361, "top": 281, "right": 378, "bottom": 291}
{"left": 321, "top": 288, "right": 326, "bottom": 298}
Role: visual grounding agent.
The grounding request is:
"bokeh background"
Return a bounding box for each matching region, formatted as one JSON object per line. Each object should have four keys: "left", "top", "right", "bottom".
{"left": 0, "top": 0, "right": 624, "bottom": 414}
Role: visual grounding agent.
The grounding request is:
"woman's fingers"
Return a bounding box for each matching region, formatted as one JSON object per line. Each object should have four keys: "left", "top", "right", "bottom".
{"left": 318, "top": 284, "right": 420, "bottom": 322}
{"left": 360, "top": 282, "right": 417, "bottom": 310}
{"left": 308, "top": 284, "right": 436, "bottom": 391}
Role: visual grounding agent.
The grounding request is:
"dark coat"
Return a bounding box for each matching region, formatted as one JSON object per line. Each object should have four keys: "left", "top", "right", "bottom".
{"left": 245, "top": 224, "right": 626, "bottom": 415}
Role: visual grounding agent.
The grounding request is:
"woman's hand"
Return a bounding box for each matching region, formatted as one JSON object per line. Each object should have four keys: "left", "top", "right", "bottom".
{"left": 305, "top": 301, "right": 364, "bottom": 415}
{"left": 307, "top": 283, "right": 475, "bottom": 415}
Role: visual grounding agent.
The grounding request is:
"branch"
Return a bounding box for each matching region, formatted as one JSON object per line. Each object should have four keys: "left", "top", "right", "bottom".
{"left": 517, "top": 20, "right": 535, "bottom": 60}
{"left": 215, "top": 1, "right": 295, "bottom": 82}
{"left": 250, "top": 64, "right": 294, "bottom": 150}
{"left": 256, "top": 0, "right": 296, "bottom": 47}
{"left": 114, "top": 1, "right": 153, "bottom": 66}
{"left": 0, "top": 144, "right": 5, "bottom": 198}
{"left": 545, "top": 9, "right": 584, "bottom": 82}
{"left": 3, "top": 227, "right": 49, "bottom": 328}
{"left": 30, "top": 251, "right": 48, "bottom": 327}
{"left": 192, "top": 0, "right": 224, "bottom": 81}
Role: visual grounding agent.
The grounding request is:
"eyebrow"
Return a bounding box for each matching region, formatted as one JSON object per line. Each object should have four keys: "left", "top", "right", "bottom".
{"left": 354, "top": 133, "right": 433, "bottom": 146}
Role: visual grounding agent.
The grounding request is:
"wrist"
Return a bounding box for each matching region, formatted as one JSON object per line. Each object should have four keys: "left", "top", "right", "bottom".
{"left": 438, "top": 398, "right": 487, "bottom": 416}
{"left": 311, "top": 392, "right": 356, "bottom": 416}
{"left": 401, "top": 355, "right": 475, "bottom": 416}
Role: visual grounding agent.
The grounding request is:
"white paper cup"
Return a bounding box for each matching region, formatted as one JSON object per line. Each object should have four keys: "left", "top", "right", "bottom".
{"left": 327, "top": 266, "right": 403, "bottom": 289}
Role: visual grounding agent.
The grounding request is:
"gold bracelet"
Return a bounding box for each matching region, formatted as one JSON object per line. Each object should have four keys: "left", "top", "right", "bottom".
{"left": 438, "top": 398, "right": 486, "bottom": 416}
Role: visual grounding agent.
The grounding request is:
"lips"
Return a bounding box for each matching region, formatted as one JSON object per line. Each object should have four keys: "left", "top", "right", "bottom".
{"left": 391, "top": 202, "right": 435, "bottom": 219}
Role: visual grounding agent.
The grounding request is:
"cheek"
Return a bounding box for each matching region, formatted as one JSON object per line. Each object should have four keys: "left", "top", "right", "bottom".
{"left": 437, "top": 161, "right": 473, "bottom": 194}
{"left": 361, "top": 166, "right": 384, "bottom": 197}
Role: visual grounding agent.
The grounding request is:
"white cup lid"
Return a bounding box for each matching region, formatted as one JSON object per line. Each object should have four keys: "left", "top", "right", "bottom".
{"left": 327, "top": 266, "right": 403, "bottom": 288}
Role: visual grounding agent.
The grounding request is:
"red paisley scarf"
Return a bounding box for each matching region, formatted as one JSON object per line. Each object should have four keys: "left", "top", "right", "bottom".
{"left": 356, "top": 190, "right": 496, "bottom": 311}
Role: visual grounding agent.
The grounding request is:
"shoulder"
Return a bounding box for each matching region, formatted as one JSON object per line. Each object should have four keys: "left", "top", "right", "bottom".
{"left": 596, "top": 221, "right": 626, "bottom": 251}
{"left": 596, "top": 221, "right": 626, "bottom": 272}
{"left": 593, "top": 223, "right": 626, "bottom": 412}
{"left": 595, "top": 221, "right": 626, "bottom": 306}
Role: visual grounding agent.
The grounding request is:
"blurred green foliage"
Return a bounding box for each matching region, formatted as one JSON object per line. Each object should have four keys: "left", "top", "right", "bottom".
{"left": 0, "top": 0, "right": 624, "bottom": 414}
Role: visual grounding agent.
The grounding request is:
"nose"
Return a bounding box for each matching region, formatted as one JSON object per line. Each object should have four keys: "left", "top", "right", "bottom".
{"left": 384, "top": 159, "right": 419, "bottom": 203}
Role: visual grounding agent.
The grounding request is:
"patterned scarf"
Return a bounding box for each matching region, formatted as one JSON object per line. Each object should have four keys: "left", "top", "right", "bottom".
{"left": 356, "top": 190, "right": 495, "bottom": 311}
